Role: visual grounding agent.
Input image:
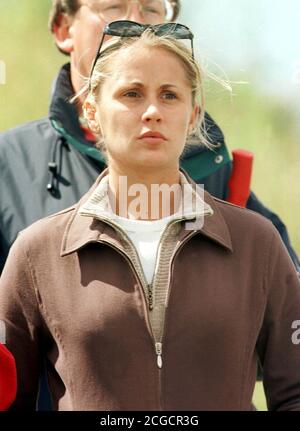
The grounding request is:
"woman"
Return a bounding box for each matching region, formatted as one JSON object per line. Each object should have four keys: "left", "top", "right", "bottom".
{"left": 0, "top": 24, "right": 300, "bottom": 411}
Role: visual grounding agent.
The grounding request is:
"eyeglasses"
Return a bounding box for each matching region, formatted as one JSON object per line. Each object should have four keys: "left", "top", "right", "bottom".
{"left": 89, "top": 20, "right": 194, "bottom": 86}
{"left": 82, "top": 0, "right": 173, "bottom": 24}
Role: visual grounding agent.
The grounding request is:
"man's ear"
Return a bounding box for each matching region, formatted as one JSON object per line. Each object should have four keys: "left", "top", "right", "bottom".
{"left": 52, "top": 13, "right": 74, "bottom": 54}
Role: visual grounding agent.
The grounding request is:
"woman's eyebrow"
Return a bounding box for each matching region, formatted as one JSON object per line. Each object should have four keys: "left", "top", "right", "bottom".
{"left": 117, "top": 82, "right": 180, "bottom": 90}
{"left": 120, "top": 81, "right": 144, "bottom": 88}
{"left": 160, "top": 84, "right": 179, "bottom": 90}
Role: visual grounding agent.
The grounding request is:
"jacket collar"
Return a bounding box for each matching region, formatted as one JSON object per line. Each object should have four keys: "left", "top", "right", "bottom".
{"left": 78, "top": 171, "right": 213, "bottom": 222}
{"left": 49, "top": 63, "right": 87, "bottom": 144}
{"left": 61, "top": 169, "right": 233, "bottom": 257}
{"left": 193, "top": 191, "right": 233, "bottom": 251}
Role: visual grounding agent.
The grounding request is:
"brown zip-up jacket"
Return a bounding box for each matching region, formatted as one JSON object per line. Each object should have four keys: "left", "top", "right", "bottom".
{"left": 0, "top": 170, "right": 300, "bottom": 411}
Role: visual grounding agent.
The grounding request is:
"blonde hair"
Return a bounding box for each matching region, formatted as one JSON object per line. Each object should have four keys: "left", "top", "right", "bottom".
{"left": 82, "top": 30, "right": 211, "bottom": 150}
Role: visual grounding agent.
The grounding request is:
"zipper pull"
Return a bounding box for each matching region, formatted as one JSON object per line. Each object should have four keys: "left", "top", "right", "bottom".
{"left": 147, "top": 284, "right": 154, "bottom": 311}
{"left": 155, "top": 342, "right": 163, "bottom": 369}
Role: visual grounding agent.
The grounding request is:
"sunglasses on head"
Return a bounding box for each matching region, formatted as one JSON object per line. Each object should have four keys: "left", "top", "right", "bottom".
{"left": 89, "top": 20, "right": 194, "bottom": 87}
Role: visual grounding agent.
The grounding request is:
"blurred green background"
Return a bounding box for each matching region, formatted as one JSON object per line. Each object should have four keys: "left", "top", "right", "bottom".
{"left": 1, "top": 0, "right": 299, "bottom": 411}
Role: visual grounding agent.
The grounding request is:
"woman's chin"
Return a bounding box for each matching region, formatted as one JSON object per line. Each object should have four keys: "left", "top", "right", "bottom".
{"left": 133, "top": 156, "right": 175, "bottom": 171}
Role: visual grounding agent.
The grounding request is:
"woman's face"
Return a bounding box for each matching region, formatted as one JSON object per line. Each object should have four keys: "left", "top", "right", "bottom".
{"left": 95, "top": 45, "right": 198, "bottom": 173}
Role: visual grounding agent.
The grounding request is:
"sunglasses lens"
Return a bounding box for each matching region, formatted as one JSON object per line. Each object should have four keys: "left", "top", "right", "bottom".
{"left": 153, "top": 24, "right": 193, "bottom": 41}
{"left": 107, "top": 21, "right": 145, "bottom": 37}
{"left": 174, "top": 26, "right": 193, "bottom": 40}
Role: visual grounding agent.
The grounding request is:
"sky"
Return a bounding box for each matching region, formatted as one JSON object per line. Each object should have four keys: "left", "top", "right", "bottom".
{"left": 179, "top": 0, "right": 300, "bottom": 104}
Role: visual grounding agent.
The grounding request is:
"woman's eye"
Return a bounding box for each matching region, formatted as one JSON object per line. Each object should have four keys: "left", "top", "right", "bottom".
{"left": 123, "top": 91, "right": 141, "bottom": 98}
{"left": 161, "top": 92, "right": 177, "bottom": 100}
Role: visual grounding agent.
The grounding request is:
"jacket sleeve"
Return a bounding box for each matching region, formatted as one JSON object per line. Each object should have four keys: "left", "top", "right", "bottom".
{"left": 257, "top": 228, "right": 300, "bottom": 411}
{"left": 246, "top": 191, "right": 300, "bottom": 274}
{"left": 0, "top": 235, "right": 42, "bottom": 410}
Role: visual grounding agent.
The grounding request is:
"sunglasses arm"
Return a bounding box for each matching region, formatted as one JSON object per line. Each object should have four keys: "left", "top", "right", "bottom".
{"left": 89, "top": 31, "right": 107, "bottom": 82}
{"left": 191, "top": 38, "right": 194, "bottom": 59}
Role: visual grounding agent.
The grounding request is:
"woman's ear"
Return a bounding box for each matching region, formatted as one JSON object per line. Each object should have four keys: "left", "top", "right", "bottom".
{"left": 188, "top": 105, "right": 200, "bottom": 134}
{"left": 83, "top": 101, "right": 101, "bottom": 135}
{"left": 52, "top": 13, "right": 75, "bottom": 54}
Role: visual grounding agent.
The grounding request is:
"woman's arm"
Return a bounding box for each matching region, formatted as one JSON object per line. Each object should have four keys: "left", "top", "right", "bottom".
{"left": 257, "top": 228, "right": 300, "bottom": 410}
{"left": 0, "top": 235, "right": 42, "bottom": 410}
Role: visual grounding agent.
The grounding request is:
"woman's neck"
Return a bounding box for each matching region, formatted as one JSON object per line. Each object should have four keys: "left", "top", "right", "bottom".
{"left": 107, "top": 165, "right": 182, "bottom": 221}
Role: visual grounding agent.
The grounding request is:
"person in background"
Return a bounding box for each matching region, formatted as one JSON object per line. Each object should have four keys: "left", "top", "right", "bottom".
{"left": 0, "top": 0, "right": 299, "bottom": 276}
{"left": 1, "top": 27, "right": 300, "bottom": 411}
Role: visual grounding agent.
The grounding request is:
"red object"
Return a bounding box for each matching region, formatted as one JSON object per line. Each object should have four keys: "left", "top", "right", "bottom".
{"left": 0, "top": 343, "right": 17, "bottom": 410}
{"left": 81, "top": 126, "right": 96, "bottom": 143}
{"left": 227, "top": 149, "right": 254, "bottom": 207}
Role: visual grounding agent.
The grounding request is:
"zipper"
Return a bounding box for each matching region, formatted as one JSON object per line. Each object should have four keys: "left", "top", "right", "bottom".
{"left": 154, "top": 229, "right": 200, "bottom": 411}
{"left": 94, "top": 233, "right": 163, "bottom": 411}
{"left": 147, "top": 218, "right": 180, "bottom": 313}
{"left": 150, "top": 224, "right": 200, "bottom": 411}
{"left": 157, "top": 344, "right": 163, "bottom": 411}
{"left": 89, "top": 216, "right": 178, "bottom": 369}
{"left": 155, "top": 342, "right": 163, "bottom": 369}
{"left": 152, "top": 224, "right": 200, "bottom": 351}
{"left": 159, "top": 229, "right": 198, "bottom": 348}
{"left": 147, "top": 284, "right": 154, "bottom": 311}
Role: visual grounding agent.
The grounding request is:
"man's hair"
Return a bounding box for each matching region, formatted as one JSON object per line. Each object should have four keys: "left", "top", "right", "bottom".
{"left": 49, "top": 0, "right": 181, "bottom": 33}
{"left": 49, "top": 0, "right": 79, "bottom": 32}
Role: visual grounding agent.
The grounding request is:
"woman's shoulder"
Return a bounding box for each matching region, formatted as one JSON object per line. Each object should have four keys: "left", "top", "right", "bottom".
{"left": 15, "top": 205, "right": 77, "bottom": 252}
{"left": 207, "top": 196, "right": 295, "bottom": 278}
{"left": 210, "top": 195, "right": 278, "bottom": 245}
{"left": 213, "top": 195, "right": 275, "bottom": 227}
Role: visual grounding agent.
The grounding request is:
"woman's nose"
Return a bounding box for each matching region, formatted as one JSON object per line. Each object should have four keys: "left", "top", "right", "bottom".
{"left": 141, "top": 104, "right": 162, "bottom": 123}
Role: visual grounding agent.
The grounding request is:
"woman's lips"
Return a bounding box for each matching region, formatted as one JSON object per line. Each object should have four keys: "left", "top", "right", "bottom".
{"left": 138, "top": 131, "right": 167, "bottom": 144}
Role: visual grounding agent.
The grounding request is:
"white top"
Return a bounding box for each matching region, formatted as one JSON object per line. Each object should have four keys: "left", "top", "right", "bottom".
{"left": 113, "top": 214, "right": 176, "bottom": 285}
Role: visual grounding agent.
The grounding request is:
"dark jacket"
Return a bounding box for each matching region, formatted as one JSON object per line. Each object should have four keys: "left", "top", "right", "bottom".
{"left": 0, "top": 64, "right": 299, "bottom": 273}
{"left": 1, "top": 170, "right": 300, "bottom": 411}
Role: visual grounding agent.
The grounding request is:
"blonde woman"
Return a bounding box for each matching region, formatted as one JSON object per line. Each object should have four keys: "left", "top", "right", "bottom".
{"left": 0, "top": 23, "right": 300, "bottom": 411}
